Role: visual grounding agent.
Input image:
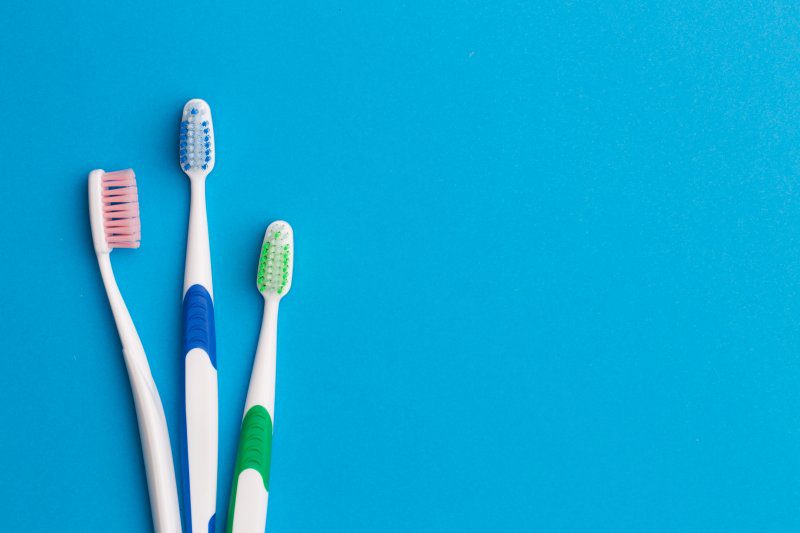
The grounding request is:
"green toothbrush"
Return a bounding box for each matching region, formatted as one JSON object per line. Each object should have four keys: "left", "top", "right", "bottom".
{"left": 227, "top": 221, "right": 294, "bottom": 532}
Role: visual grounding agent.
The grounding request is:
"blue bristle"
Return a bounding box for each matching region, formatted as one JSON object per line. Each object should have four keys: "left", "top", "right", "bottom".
{"left": 180, "top": 104, "right": 213, "bottom": 172}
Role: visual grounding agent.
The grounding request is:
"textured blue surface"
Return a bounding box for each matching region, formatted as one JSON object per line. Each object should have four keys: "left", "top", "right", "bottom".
{"left": 182, "top": 284, "right": 217, "bottom": 367}
{"left": 1, "top": 1, "right": 800, "bottom": 531}
{"left": 180, "top": 284, "right": 218, "bottom": 533}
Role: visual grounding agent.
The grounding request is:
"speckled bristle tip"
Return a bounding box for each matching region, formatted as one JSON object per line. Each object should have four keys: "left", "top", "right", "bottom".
{"left": 257, "top": 221, "right": 294, "bottom": 296}
{"left": 179, "top": 99, "right": 214, "bottom": 173}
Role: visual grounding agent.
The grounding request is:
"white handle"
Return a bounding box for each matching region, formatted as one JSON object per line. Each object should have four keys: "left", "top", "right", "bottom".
{"left": 182, "top": 176, "right": 219, "bottom": 532}
{"left": 228, "top": 298, "right": 279, "bottom": 533}
{"left": 183, "top": 348, "right": 218, "bottom": 531}
{"left": 99, "top": 254, "right": 182, "bottom": 533}
{"left": 124, "top": 346, "right": 183, "bottom": 533}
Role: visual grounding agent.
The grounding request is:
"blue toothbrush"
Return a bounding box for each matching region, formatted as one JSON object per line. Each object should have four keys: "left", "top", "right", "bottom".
{"left": 179, "top": 98, "right": 218, "bottom": 533}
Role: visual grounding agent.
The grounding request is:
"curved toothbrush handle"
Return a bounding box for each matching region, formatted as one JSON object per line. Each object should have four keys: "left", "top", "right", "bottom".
{"left": 98, "top": 255, "right": 182, "bottom": 533}
{"left": 227, "top": 299, "right": 278, "bottom": 533}
{"left": 124, "top": 346, "right": 184, "bottom": 533}
{"left": 181, "top": 284, "right": 218, "bottom": 533}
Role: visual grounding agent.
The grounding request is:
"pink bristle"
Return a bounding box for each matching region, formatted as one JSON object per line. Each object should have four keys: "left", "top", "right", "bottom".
{"left": 101, "top": 169, "right": 141, "bottom": 249}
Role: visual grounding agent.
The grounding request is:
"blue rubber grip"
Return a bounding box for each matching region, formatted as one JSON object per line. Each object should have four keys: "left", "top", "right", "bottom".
{"left": 181, "top": 283, "right": 216, "bottom": 532}
{"left": 182, "top": 284, "right": 216, "bottom": 367}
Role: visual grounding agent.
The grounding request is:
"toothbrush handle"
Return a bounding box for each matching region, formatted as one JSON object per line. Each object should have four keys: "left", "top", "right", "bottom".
{"left": 182, "top": 286, "right": 219, "bottom": 533}
{"left": 227, "top": 299, "right": 278, "bottom": 533}
{"left": 99, "top": 256, "right": 182, "bottom": 533}
{"left": 124, "top": 346, "right": 184, "bottom": 533}
{"left": 182, "top": 178, "right": 219, "bottom": 533}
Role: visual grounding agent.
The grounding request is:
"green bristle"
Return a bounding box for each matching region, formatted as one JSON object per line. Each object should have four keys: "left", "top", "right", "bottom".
{"left": 256, "top": 223, "right": 293, "bottom": 295}
{"left": 256, "top": 242, "right": 270, "bottom": 292}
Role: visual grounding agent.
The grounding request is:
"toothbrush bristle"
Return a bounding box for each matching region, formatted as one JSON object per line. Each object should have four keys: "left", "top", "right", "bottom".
{"left": 257, "top": 221, "right": 294, "bottom": 296}
{"left": 101, "top": 169, "right": 140, "bottom": 249}
{"left": 179, "top": 99, "right": 214, "bottom": 173}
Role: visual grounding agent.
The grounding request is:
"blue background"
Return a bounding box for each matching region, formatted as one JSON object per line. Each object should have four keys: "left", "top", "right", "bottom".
{"left": 1, "top": 1, "right": 799, "bottom": 531}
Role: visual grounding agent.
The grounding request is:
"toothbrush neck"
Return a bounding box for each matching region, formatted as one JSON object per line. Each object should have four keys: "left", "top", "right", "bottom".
{"left": 243, "top": 297, "right": 280, "bottom": 413}
{"left": 97, "top": 253, "right": 146, "bottom": 355}
{"left": 259, "top": 297, "right": 280, "bottom": 351}
{"left": 184, "top": 177, "right": 213, "bottom": 296}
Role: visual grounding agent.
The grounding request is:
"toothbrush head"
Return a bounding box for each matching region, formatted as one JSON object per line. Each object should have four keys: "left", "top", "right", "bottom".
{"left": 88, "top": 169, "right": 141, "bottom": 254}
{"left": 179, "top": 98, "right": 215, "bottom": 177}
{"left": 257, "top": 221, "right": 294, "bottom": 298}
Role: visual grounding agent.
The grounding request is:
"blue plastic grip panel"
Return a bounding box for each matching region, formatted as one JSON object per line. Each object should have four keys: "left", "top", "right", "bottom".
{"left": 180, "top": 283, "right": 217, "bottom": 532}
{"left": 182, "top": 284, "right": 217, "bottom": 367}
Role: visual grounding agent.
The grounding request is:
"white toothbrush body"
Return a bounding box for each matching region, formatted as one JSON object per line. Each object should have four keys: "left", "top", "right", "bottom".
{"left": 179, "top": 99, "right": 219, "bottom": 533}
{"left": 228, "top": 221, "right": 294, "bottom": 533}
{"left": 89, "top": 169, "right": 182, "bottom": 533}
{"left": 230, "top": 297, "right": 278, "bottom": 533}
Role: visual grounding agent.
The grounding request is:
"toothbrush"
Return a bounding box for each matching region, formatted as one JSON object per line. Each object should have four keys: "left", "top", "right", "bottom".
{"left": 179, "top": 99, "right": 218, "bottom": 532}
{"left": 88, "top": 169, "right": 182, "bottom": 533}
{"left": 227, "top": 221, "right": 294, "bottom": 533}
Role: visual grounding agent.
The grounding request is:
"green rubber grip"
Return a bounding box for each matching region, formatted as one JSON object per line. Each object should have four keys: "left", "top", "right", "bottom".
{"left": 227, "top": 405, "right": 273, "bottom": 532}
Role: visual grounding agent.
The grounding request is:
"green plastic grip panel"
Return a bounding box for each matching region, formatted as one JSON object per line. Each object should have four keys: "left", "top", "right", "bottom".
{"left": 227, "top": 405, "right": 273, "bottom": 532}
